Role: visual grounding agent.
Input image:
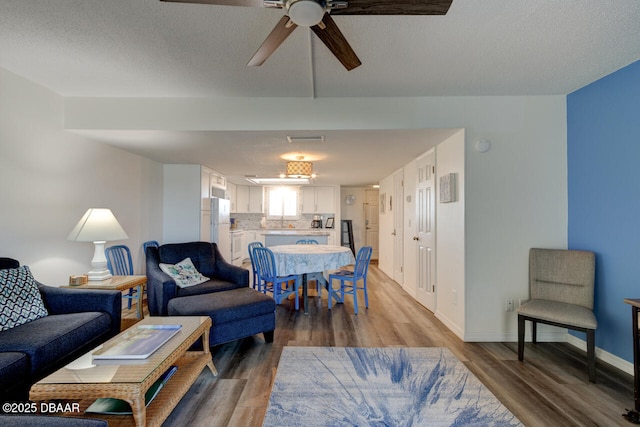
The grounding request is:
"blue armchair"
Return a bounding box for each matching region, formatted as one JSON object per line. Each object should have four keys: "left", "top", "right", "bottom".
{"left": 145, "top": 242, "right": 275, "bottom": 346}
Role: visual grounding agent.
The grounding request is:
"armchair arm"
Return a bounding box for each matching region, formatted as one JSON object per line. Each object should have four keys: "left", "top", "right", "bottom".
{"left": 212, "top": 243, "right": 249, "bottom": 287}
{"left": 145, "top": 246, "right": 178, "bottom": 316}
{"left": 38, "top": 283, "right": 121, "bottom": 338}
{"left": 215, "top": 261, "right": 249, "bottom": 287}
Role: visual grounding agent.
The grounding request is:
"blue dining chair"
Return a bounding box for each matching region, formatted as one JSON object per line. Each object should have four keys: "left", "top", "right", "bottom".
{"left": 253, "top": 246, "right": 300, "bottom": 310}
{"left": 328, "top": 246, "right": 373, "bottom": 314}
{"left": 248, "top": 241, "right": 264, "bottom": 289}
{"left": 105, "top": 245, "right": 139, "bottom": 310}
{"left": 295, "top": 239, "right": 326, "bottom": 297}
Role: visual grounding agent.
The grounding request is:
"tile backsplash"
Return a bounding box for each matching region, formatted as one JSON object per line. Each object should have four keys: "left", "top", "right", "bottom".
{"left": 231, "top": 213, "right": 334, "bottom": 230}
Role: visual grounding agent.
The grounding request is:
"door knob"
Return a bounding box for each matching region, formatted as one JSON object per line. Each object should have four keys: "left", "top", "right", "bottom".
{"left": 413, "top": 236, "right": 419, "bottom": 241}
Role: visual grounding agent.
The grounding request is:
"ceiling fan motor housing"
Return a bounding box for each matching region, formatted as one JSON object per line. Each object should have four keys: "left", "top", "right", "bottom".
{"left": 285, "top": 0, "right": 326, "bottom": 26}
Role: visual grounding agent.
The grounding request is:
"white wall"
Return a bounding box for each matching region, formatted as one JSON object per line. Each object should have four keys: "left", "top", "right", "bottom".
{"left": 62, "top": 94, "right": 566, "bottom": 341}
{"left": 464, "top": 100, "right": 568, "bottom": 341}
{"left": 435, "top": 131, "right": 466, "bottom": 338}
{"left": 0, "top": 68, "right": 163, "bottom": 284}
{"left": 377, "top": 174, "right": 395, "bottom": 276}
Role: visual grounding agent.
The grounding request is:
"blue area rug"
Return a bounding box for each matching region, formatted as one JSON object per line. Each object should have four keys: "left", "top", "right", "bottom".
{"left": 263, "top": 347, "right": 522, "bottom": 427}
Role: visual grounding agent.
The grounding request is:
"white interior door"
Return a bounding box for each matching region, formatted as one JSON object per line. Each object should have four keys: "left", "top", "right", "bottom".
{"left": 364, "top": 189, "right": 379, "bottom": 259}
{"left": 403, "top": 162, "right": 417, "bottom": 296}
{"left": 392, "top": 171, "right": 404, "bottom": 284}
{"left": 415, "top": 151, "right": 436, "bottom": 311}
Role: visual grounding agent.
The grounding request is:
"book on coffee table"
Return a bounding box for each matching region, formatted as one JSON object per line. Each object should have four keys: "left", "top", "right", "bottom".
{"left": 92, "top": 324, "right": 182, "bottom": 360}
{"left": 85, "top": 366, "right": 178, "bottom": 415}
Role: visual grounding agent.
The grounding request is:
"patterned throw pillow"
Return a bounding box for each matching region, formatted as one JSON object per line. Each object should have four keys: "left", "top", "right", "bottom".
{"left": 159, "top": 257, "right": 209, "bottom": 288}
{"left": 0, "top": 265, "right": 49, "bottom": 331}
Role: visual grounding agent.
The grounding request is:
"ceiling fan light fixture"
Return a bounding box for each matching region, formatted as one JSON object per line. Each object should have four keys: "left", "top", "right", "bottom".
{"left": 287, "top": 0, "right": 324, "bottom": 27}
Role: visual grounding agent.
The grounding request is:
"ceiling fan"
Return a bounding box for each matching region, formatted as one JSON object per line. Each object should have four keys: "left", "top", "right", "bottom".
{"left": 160, "top": 0, "right": 453, "bottom": 70}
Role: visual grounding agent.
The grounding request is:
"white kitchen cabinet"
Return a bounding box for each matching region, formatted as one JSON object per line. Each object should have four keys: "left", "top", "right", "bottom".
{"left": 227, "top": 182, "right": 237, "bottom": 212}
{"left": 210, "top": 171, "right": 226, "bottom": 190}
{"left": 327, "top": 231, "right": 336, "bottom": 246}
{"left": 236, "top": 186, "right": 249, "bottom": 213}
{"left": 249, "top": 186, "right": 263, "bottom": 213}
{"left": 301, "top": 186, "right": 335, "bottom": 214}
{"left": 235, "top": 185, "right": 263, "bottom": 213}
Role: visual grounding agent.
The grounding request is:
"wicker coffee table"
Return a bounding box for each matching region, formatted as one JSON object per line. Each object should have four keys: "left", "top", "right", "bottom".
{"left": 30, "top": 316, "right": 217, "bottom": 427}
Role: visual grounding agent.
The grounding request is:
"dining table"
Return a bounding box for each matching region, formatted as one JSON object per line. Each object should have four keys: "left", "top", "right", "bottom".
{"left": 269, "top": 244, "right": 356, "bottom": 314}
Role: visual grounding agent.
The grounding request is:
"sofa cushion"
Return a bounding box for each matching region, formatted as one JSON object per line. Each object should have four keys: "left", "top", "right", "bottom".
{"left": 0, "top": 266, "right": 48, "bottom": 332}
{"left": 0, "top": 352, "right": 29, "bottom": 387}
{"left": 0, "top": 312, "right": 111, "bottom": 376}
{"left": 168, "top": 287, "right": 276, "bottom": 325}
{"left": 159, "top": 257, "right": 209, "bottom": 288}
{"left": 517, "top": 298, "right": 598, "bottom": 329}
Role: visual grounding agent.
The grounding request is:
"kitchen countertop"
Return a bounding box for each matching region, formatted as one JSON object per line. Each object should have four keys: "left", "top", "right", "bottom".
{"left": 259, "top": 229, "right": 331, "bottom": 236}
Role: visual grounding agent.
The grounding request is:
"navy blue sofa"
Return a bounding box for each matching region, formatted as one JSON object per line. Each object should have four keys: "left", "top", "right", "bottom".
{"left": 145, "top": 242, "right": 276, "bottom": 346}
{"left": 0, "top": 258, "right": 121, "bottom": 402}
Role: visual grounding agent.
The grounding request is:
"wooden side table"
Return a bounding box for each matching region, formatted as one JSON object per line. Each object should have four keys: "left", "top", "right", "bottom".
{"left": 63, "top": 275, "right": 147, "bottom": 319}
{"left": 624, "top": 298, "right": 640, "bottom": 423}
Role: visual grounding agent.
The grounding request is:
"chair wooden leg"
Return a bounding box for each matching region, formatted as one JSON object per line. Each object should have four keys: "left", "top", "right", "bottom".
{"left": 532, "top": 320, "right": 538, "bottom": 344}
{"left": 587, "top": 328, "right": 596, "bottom": 383}
{"left": 518, "top": 315, "right": 525, "bottom": 361}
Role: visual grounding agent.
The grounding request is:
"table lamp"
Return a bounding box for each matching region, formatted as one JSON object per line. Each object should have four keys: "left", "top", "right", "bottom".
{"left": 67, "top": 208, "right": 128, "bottom": 281}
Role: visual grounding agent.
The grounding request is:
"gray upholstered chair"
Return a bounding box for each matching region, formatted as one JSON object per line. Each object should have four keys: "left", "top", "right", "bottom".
{"left": 517, "top": 248, "right": 597, "bottom": 382}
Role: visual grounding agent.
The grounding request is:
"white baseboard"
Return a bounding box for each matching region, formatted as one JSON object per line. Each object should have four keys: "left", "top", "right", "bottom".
{"left": 435, "top": 310, "right": 464, "bottom": 340}
{"left": 460, "top": 332, "right": 633, "bottom": 376}
{"left": 463, "top": 331, "right": 567, "bottom": 342}
{"left": 566, "top": 334, "right": 633, "bottom": 376}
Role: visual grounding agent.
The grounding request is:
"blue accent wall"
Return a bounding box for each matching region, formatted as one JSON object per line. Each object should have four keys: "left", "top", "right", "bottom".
{"left": 567, "top": 60, "right": 640, "bottom": 363}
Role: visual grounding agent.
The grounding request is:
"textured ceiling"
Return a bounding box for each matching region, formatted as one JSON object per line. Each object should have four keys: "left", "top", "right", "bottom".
{"left": 2, "top": 0, "right": 640, "bottom": 185}
{"left": 2, "top": 0, "right": 639, "bottom": 98}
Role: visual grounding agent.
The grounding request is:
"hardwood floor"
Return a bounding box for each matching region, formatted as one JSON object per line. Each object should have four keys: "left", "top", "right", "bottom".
{"left": 126, "top": 265, "right": 635, "bottom": 427}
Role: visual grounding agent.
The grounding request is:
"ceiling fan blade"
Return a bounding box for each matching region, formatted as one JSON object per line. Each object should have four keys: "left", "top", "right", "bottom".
{"left": 247, "top": 16, "right": 298, "bottom": 66}
{"left": 159, "top": 0, "right": 264, "bottom": 7}
{"left": 311, "top": 14, "right": 361, "bottom": 71}
{"left": 331, "top": 0, "right": 453, "bottom": 15}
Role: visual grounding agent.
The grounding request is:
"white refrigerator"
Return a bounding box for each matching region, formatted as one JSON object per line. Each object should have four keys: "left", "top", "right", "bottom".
{"left": 211, "top": 197, "right": 231, "bottom": 262}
